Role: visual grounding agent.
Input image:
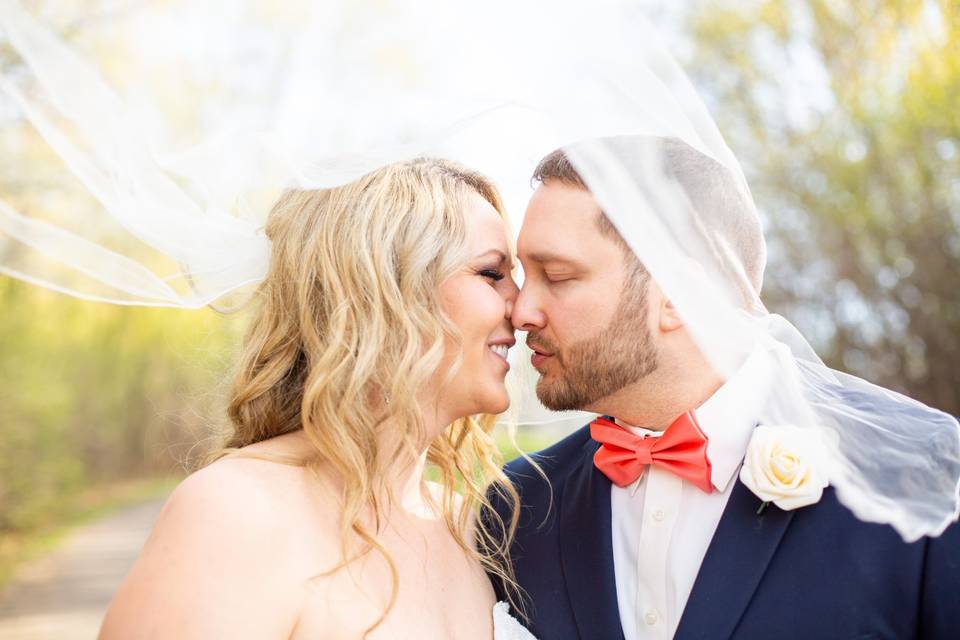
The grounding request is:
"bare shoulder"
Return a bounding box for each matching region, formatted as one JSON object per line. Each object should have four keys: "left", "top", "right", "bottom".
{"left": 181, "top": 458, "right": 295, "bottom": 531}
{"left": 155, "top": 455, "right": 319, "bottom": 546}
{"left": 99, "top": 456, "right": 338, "bottom": 639}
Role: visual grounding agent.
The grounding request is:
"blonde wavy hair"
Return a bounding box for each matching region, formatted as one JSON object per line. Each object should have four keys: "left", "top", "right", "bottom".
{"left": 219, "top": 158, "right": 522, "bottom": 633}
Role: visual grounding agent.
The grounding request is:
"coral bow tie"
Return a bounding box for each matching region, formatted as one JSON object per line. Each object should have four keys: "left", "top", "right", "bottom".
{"left": 590, "top": 412, "right": 714, "bottom": 493}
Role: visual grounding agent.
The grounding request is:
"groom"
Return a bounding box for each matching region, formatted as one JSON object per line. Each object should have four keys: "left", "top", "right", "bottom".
{"left": 486, "top": 137, "right": 960, "bottom": 639}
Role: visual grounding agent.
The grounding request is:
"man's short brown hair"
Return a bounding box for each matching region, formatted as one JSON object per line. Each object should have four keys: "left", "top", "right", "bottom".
{"left": 532, "top": 148, "right": 627, "bottom": 249}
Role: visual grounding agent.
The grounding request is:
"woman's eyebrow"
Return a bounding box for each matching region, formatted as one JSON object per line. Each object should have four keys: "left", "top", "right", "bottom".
{"left": 475, "top": 249, "right": 514, "bottom": 270}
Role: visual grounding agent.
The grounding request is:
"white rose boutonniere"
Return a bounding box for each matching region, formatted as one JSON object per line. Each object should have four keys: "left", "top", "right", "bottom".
{"left": 739, "top": 424, "right": 832, "bottom": 512}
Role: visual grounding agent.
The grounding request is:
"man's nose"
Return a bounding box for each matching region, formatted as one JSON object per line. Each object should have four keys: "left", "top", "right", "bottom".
{"left": 511, "top": 284, "right": 546, "bottom": 331}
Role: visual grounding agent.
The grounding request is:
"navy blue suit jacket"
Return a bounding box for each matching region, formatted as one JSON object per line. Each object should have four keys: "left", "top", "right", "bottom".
{"left": 486, "top": 425, "right": 960, "bottom": 640}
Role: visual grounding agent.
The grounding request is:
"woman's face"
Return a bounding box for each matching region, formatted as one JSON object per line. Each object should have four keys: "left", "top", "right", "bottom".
{"left": 437, "top": 191, "right": 519, "bottom": 418}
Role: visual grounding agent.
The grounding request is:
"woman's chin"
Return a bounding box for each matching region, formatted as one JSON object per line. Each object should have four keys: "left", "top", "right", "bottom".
{"left": 477, "top": 386, "right": 510, "bottom": 416}
{"left": 488, "top": 398, "right": 510, "bottom": 416}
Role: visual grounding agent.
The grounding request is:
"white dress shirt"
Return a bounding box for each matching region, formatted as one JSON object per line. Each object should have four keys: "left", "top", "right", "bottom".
{"left": 611, "top": 348, "right": 776, "bottom": 640}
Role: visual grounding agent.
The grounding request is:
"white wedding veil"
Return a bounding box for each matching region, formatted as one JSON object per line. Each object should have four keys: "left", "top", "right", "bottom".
{"left": 2, "top": 0, "right": 957, "bottom": 541}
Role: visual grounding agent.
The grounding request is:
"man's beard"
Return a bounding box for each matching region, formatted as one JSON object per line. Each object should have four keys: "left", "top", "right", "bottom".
{"left": 529, "top": 280, "right": 658, "bottom": 412}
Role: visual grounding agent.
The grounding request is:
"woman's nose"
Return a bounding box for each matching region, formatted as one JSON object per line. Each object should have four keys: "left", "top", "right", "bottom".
{"left": 511, "top": 285, "right": 546, "bottom": 332}
{"left": 502, "top": 276, "right": 520, "bottom": 319}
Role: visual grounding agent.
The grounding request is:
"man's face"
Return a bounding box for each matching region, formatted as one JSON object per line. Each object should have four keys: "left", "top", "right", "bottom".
{"left": 513, "top": 181, "right": 658, "bottom": 412}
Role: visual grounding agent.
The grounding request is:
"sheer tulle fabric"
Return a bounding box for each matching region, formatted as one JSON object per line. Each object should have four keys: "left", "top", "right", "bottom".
{"left": 1, "top": 0, "right": 957, "bottom": 540}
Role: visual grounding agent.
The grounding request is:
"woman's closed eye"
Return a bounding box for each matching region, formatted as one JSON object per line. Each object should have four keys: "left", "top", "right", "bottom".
{"left": 479, "top": 268, "right": 506, "bottom": 282}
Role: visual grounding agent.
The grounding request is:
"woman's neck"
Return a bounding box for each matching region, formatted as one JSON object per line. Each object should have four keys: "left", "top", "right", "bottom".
{"left": 368, "top": 399, "right": 452, "bottom": 516}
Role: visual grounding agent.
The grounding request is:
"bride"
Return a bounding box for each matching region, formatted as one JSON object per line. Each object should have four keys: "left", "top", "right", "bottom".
{"left": 98, "top": 158, "right": 535, "bottom": 639}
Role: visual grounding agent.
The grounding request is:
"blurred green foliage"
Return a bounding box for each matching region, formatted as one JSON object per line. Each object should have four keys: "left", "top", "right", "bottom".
{"left": 686, "top": 0, "right": 960, "bottom": 415}
{"left": 495, "top": 426, "right": 563, "bottom": 463}
{"left": 0, "top": 279, "right": 245, "bottom": 534}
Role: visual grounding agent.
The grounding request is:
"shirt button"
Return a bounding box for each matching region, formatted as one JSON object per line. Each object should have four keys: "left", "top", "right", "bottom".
{"left": 652, "top": 508, "right": 666, "bottom": 522}
{"left": 644, "top": 610, "right": 659, "bottom": 626}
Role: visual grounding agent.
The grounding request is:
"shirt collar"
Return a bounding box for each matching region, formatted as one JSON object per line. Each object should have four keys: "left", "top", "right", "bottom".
{"left": 694, "top": 346, "right": 776, "bottom": 492}
{"left": 615, "top": 347, "right": 776, "bottom": 493}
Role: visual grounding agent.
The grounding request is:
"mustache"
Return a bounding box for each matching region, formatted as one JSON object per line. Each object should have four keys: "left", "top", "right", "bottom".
{"left": 526, "top": 332, "right": 559, "bottom": 356}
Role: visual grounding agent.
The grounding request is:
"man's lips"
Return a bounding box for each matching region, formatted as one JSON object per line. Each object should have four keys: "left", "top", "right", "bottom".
{"left": 528, "top": 345, "right": 555, "bottom": 369}
{"left": 531, "top": 352, "right": 552, "bottom": 368}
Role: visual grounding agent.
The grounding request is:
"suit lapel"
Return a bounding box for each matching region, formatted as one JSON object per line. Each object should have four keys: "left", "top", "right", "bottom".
{"left": 675, "top": 480, "right": 795, "bottom": 640}
{"left": 559, "top": 441, "right": 625, "bottom": 640}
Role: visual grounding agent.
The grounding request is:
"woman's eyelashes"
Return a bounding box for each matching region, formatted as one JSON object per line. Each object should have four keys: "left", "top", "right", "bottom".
{"left": 478, "top": 268, "right": 506, "bottom": 282}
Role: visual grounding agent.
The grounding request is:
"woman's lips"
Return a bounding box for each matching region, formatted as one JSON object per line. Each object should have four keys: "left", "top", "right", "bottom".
{"left": 488, "top": 342, "right": 513, "bottom": 372}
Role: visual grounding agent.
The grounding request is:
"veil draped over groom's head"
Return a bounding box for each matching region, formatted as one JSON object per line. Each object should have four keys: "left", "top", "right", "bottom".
{"left": 533, "top": 136, "right": 767, "bottom": 305}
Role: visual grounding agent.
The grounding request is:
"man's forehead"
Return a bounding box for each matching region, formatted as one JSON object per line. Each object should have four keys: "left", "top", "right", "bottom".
{"left": 526, "top": 182, "right": 600, "bottom": 218}
{"left": 518, "top": 182, "right": 604, "bottom": 258}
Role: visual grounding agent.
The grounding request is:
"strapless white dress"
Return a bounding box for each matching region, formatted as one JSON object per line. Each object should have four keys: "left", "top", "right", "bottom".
{"left": 493, "top": 602, "right": 538, "bottom": 640}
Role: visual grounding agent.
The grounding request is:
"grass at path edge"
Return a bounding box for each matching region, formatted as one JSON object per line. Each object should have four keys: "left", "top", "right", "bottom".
{"left": 0, "top": 475, "right": 182, "bottom": 591}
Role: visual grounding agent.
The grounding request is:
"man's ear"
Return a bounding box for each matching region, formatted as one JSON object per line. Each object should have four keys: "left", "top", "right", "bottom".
{"left": 659, "top": 296, "right": 685, "bottom": 333}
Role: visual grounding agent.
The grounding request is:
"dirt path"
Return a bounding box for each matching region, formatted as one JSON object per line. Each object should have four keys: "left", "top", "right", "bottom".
{"left": 0, "top": 498, "right": 166, "bottom": 640}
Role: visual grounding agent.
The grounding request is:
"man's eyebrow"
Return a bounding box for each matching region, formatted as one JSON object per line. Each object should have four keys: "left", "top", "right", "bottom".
{"left": 524, "top": 251, "right": 580, "bottom": 266}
